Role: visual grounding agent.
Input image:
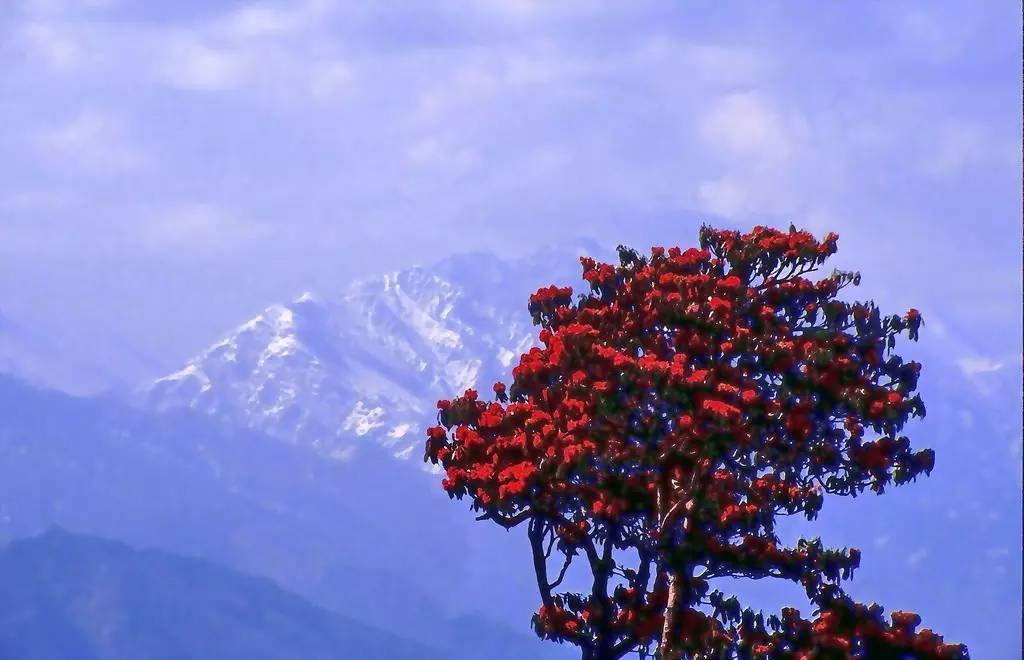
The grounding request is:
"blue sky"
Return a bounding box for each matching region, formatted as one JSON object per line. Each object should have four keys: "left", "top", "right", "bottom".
{"left": 0, "top": 0, "right": 1020, "bottom": 654}
{"left": 1, "top": 0, "right": 1019, "bottom": 387}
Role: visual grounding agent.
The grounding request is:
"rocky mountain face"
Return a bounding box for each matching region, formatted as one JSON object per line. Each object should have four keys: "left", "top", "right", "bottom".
{"left": 144, "top": 245, "right": 605, "bottom": 462}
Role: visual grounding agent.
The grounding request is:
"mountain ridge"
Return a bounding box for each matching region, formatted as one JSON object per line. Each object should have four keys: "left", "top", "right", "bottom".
{"left": 0, "top": 373, "right": 571, "bottom": 658}
{"left": 143, "top": 245, "right": 611, "bottom": 463}
{"left": 0, "top": 527, "right": 445, "bottom": 660}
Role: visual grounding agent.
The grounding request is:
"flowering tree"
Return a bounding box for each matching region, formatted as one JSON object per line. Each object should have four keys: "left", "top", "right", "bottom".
{"left": 425, "top": 225, "right": 968, "bottom": 659}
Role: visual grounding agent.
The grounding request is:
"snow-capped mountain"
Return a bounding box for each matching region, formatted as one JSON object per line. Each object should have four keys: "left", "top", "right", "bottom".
{"left": 144, "top": 245, "right": 606, "bottom": 461}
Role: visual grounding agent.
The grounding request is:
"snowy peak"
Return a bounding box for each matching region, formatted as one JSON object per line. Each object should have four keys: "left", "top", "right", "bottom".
{"left": 143, "top": 246, "right": 609, "bottom": 463}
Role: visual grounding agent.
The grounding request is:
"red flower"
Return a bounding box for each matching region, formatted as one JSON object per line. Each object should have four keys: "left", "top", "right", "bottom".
{"left": 709, "top": 297, "right": 733, "bottom": 313}
{"left": 716, "top": 383, "right": 739, "bottom": 396}
{"left": 718, "top": 275, "right": 742, "bottom": 290}
{"left": 702, "top": 399, "right": 741, "bottom": 420}
{"left": 687, "top": 369, "right": 710, "bottom": 385}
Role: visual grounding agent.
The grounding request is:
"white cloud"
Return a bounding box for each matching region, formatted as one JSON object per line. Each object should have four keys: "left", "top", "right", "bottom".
{"left": 906, "top": 548, "right": 928, "bottom": 568}
{"left": 921, "top": 122, "right": 1007, "bottom": 179}
{"left": 143, "top": 204, "right": 264, "bottom": 250}
{"left": 222, "top": 4, "right": 305, "bottom": 38}
{"left": 19, "top": 22, "right": 80, "bottom": 71}
{"left": 34, "top": 111, "right": 147, "bottom": 173}
{"left": 480, "top": 0, "right": 544, "bottom": 17}
{"left": 700, "top": 92, "right": 798, "bottom": 160}
{"left": 217, "top": 0, "right": 335, "bottom": 39}
{"left": 405, "top": 136, "right": 477, "bottom": 172}
{"left": 309, "top": 60, "right": 352, "bottom": 99}
{"left": 675, "top": 44, "right": 765, "bottom": 87}
{"left": 414, "top": 64, "right": 504, "bottom": 123}
{"left": 23, "top": 0, "right": 116, "bottom": 13}
{"left": 151, "top": 2, "right": 349, "bottom": 99}
{"left": 159, "top": 39, "right": 251, "bottom": 92}
{"left": 468, "top": 0, "right": 606, "bottom": 20}
{"left": 693, "top": 92, "right": 818, "bottom": 218}
{"left": 895, "top": 8, "right": 966, "bottom": 61}
{"left": 956, "top": 356, "right": 1005, "bottom": 377}
{"left": 697, "top": 178, "right": 748, "bottom": 219}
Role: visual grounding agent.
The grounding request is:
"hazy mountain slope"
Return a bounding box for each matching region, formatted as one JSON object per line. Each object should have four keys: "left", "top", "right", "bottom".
{"left": 0, "top": 374, "right": 444, "bottom": 615}
{"left": 0, "top": 311, "right": 107, "bottom": 396}
{"left": 0, "top": 375, "right": 570, "bottom": 659}
{"left": 0, "top": 529, "right": 443, "bottom": 660}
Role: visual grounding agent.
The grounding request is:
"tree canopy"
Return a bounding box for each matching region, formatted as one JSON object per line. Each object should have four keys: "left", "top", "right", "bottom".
{"left": 425, "top": 225, "right": 967, "bottom": 659}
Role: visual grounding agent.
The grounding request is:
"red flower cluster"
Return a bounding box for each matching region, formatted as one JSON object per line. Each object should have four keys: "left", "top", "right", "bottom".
{"left": 733, "top": 596, "right": 968, "bottom": 659}
{"left": 424, "top": 225, "right": 964, "bottom": 659}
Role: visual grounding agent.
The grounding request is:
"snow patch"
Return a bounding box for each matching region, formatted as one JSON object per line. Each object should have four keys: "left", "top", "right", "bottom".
{"left": 343, "top": 401, "right": 385, "bottom": 436}
{"left": 497, "top": 347, "right": 516, "bottom": 367}
{"left": 263, "top": 334, "right": 299, "bottom": 359}
{"left": 154, "top": 362, "right": 205, "bottom": 384}
{"left": 388, "top": 423, "right": 411, "bottom": 438}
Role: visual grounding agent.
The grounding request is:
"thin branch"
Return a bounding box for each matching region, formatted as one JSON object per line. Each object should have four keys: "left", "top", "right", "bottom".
{"left": 612, "top": 634, "right": 640, "bottom": 659}
{"left": 544, "top": 528, "right": 557, "bottom": 559}
{"left": 548, "top": 553, "right": 573, "bottom": 590}
{"left": 528, "top": 518, "right": 591, "bottom": 651}
{"left": 476, "top": 508, "right": 532, "bottom": 529}
{"left": 659, "top": 497, "right": 686, "bottom": 530}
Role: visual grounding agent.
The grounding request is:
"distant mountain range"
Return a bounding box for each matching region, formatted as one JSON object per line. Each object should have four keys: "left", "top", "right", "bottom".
{"left": 0, "top": 528, "right": 444, "bottom": 660}
{"left": 0, "top": 310, "right": 114, "bottom": 396}
{"left": 0, "top": 375, "right": 569, "bottom": 659}
{"left": 0, "top": 245, "right": 608, "bottom": 659}
{"left": 143, "top": 245, "right": 606, "bottom": 462}
{"left": 0, "top": 243, "right": 1017, "bottom": 658}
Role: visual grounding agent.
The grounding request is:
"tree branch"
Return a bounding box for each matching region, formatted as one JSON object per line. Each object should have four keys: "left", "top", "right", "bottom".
{"left": 544, "top": 528, "right": 557, "bottom": 559}
{"left": 476, "top": 508, "right": 532, "bottom": 529}
{"left": 548, "top": 553, "right": 573, "bottom": 590}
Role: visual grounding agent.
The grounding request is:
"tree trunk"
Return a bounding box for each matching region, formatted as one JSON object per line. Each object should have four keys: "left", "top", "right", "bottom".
{"left": 592, "top": 560, "right": 614, "bottom": 659}
{"left": 585, "top": 620, "right": 613, "bottom": 660}
{"left": 658, "top": 570, "right": 685, "bottom": 660}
